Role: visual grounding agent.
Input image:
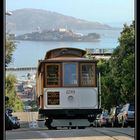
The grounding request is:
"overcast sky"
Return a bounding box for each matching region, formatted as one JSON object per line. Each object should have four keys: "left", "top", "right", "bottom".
{"left": 6, "top": 0, "right": 135, "bottom": 27}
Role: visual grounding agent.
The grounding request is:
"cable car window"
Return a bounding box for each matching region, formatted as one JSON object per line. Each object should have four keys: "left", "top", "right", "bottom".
{"left": 80, "top": 63, "right": 95, "bottom": 86}
{"left": 45, "top": 64, "right": 60, "bottom": 86}
{"left": 63, "top": 63, "right": 78, "bottom": 86}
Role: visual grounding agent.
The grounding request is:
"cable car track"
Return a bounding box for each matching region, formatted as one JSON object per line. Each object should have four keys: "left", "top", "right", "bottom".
{"left": 7, "top": 127, "right": 134, "bottom": 140}
{"left": 94, "top": 128, "right": 134, "bottom": 140}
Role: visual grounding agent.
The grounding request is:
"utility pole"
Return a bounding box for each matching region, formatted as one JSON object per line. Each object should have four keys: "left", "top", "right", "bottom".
{"left": 99, "top": 72, "right": 101, "bottom": 108}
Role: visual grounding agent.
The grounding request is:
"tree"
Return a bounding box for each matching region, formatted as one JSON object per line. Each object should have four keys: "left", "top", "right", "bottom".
{"left": 97, "top": 59, "right": 120, "bottom": 110}
{"left": 5, "top": 34, "right": 23, "bottom": 112}
{"left": 97, "top": 21, "right": 135, "bottom": 109}
{"left": 110, "top": 21, "right": 135, "bottom": 104}
{"left": 5, "top": 34, "right": 16, "bottom": 67}
{"left": 5, "top": 74, "right": 24, "bottom": 112}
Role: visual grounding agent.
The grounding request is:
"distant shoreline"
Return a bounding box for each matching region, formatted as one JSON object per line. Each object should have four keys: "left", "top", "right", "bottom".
{"left": 8, "top": 27, "right": 122, "bottom": 35}
{"left": 14, "top": 39, "right": 101, "bottom": 43}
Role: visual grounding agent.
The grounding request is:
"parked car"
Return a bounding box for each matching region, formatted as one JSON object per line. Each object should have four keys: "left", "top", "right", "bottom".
{"left": 94, "top": 112, "right": 109, "bottom": 127}
{"left": 117, "top": 103, "right": 135, "bottom": 127}
{"left": 5, "top": 107, "right": 20, "bottom": 130}
{"left": 10, "top": 116, "right": 20, "bottom": 129}
{"left": 108, "top": 106, "right": 122, "bottom": 127}
{"left": 6, "top": 108, "right": 13, "bottom": 116}
{"left": 5, "top": 112, "right": 13, "bottom": 130}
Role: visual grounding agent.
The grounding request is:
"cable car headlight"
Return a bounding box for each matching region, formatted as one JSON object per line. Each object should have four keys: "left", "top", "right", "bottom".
{"left": 68, "top": 95, "right": 74, "bottom": 101}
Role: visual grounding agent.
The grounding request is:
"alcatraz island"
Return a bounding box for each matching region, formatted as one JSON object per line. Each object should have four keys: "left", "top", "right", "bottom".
{"left": 15, "top": 28, "right": 100, "bottom": 42}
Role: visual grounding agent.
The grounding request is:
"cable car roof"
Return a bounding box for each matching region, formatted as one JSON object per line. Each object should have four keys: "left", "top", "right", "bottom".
{"left": 44, "top": 47, "right": 86, "bottom": 59}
